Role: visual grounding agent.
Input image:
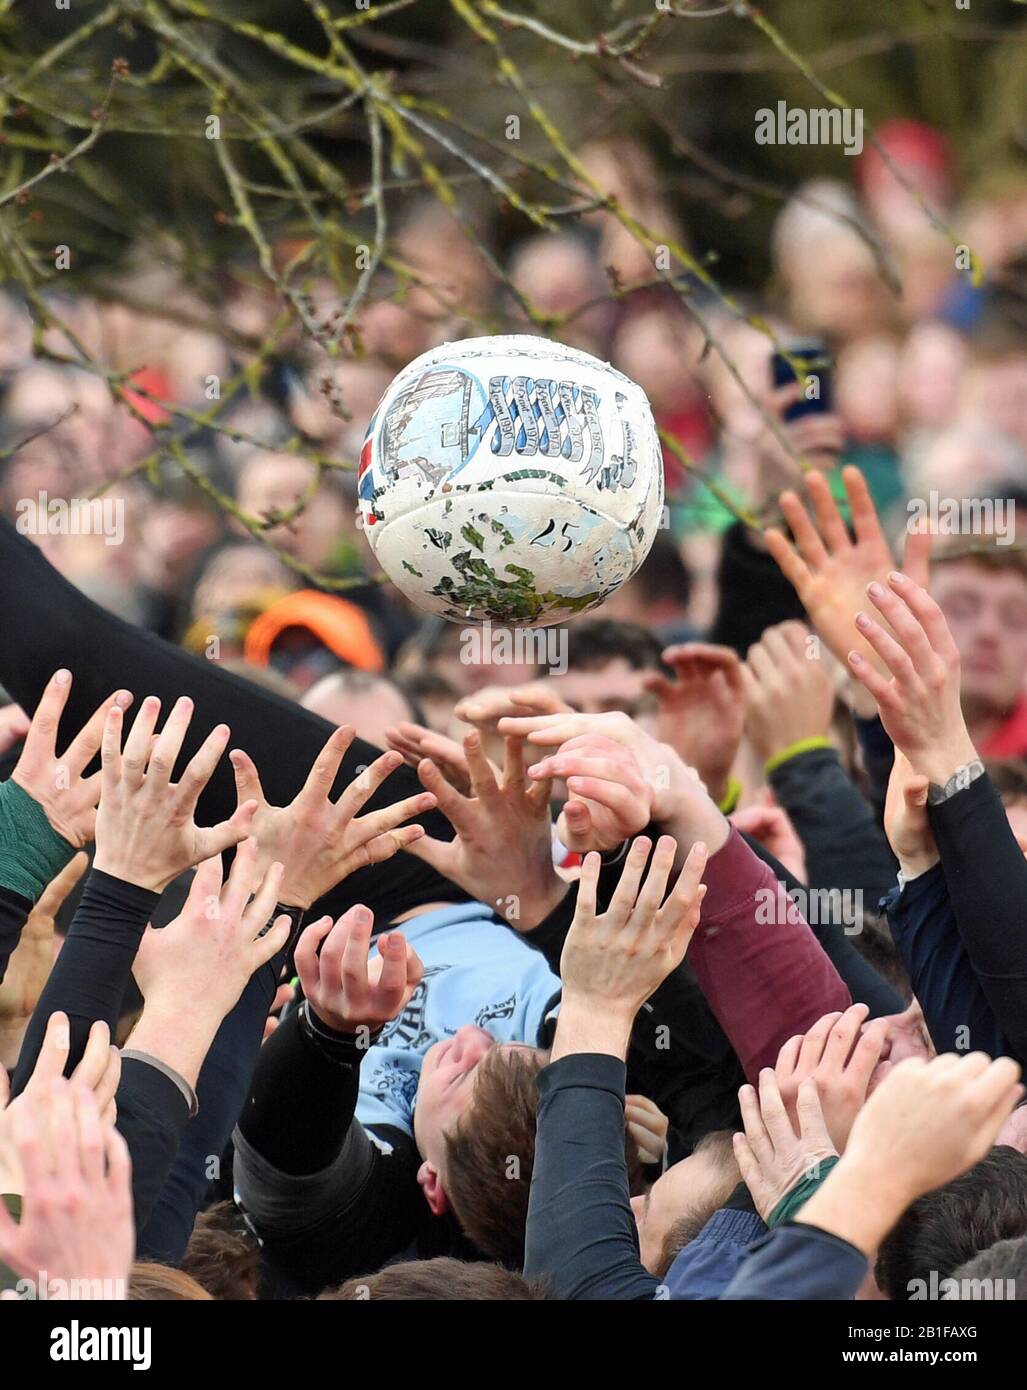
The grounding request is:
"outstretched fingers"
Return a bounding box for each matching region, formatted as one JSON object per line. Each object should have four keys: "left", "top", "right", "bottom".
{"left": 293, "top": 914, "right": 335, "bottom": 996}
{"left": 228, "top": 747, "right": 268, "bottom": 810}
{"left": 655, "top": 840, "right": 708, "bottom": 949}
{"left": 172, "top": 722, "right": 232, "bottom": 818}
{"left": 295, "top": 725, "right": 357, "bottom": 815}
{"left": 62, "top": 688, "right": 133, "bottom": 778}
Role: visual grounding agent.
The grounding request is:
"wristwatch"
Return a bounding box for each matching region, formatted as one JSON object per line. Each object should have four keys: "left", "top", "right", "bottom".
{"left": 926, "top": 759, "right": 985, "bottom": 806}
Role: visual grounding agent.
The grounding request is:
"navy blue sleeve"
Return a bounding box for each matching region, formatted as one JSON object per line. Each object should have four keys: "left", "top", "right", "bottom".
{"left": 720, "top": 1222, "right": 867, "bottom": 1300}
{"left": 883, "top": 864, "right": 1008, "bottom": 1058}
{"left": 929, "top": 773, "right": 1027, "bottom": 1067}
{"left": 663, "top": 1205, "right": 767, "bottom": 1300}
{"left": 523, "top": 1052, "right": 659, "bottom": 1301}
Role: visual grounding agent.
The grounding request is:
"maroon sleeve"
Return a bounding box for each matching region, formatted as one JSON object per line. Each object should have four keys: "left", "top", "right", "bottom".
{"left": 686, "top": 828, "right": 851, "bottom": 1081}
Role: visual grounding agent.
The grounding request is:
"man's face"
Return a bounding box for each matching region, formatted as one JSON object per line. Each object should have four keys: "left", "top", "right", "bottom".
{"left": 629, "top": 1142, "right": 738, "bottom": 1276}
{"left": 412, "top": 1026, "right": 543, "bottom": 1167}
{"left": 930, "top": 562, "right": 1027, "bottom": 715}
{"left": 547, "top": 658, "right": 657, "bottom": 726}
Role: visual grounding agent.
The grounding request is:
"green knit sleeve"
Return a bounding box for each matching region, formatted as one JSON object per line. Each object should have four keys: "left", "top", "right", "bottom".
{"left": 0, "top": 778, "right": 76, "bottom": 903}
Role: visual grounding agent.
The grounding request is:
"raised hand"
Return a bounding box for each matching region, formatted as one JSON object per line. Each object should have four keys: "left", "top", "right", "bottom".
{"left": 733, "top": 1070, "right": 838, "bottom": 1224}
{"left": 834, "top": 1053, "right": 1022, "bottom": 1213}
{"left": 527, "top": 732, "right": 654, "bottom": 854}
{"left": 130, "top": 841, "right": 292, "bottom": 1030}
{"left": 385, "top": 721, "right": 496, "bottom": 798}
{"left": 502, "top": 709, "right": 729, "bottom": 855}
{"left": 558, "top": 835, "right": 709, "bottom": 1027}
{"left": 406, "top": 732, "right": 565, "bottom": 931}
{"left": 294, "top": 904, "right": 423, "bottom": 1036}
{"left": 741, "top": 621, "right": 835, "bottom": 767}
{"left": 502, "top": 710, "right": 686, "bottom": 821}
{"left": 773, "top": 1004, "right": 890, "bottom": 1152}
{"left": 764, "top": 466, "right": 931, "bottom": 680}
{"left": 847, "top": 569, "right": 980, "bottom": 785}
{"left": 10, "top": 669, "right": 133, "bottom": 849}
{"left": 93, "top": 695, "right": 255, "bottom": 892}
{"left": 229, "top": 726, "right": 437, "bottom": 910}
{"left": 0, "top": 1013, "right": 121, "bottom": 1194}
{"left": 0, "top": 1077, "right": 133, "bottom": 1297}
{"left": 795, "top": 1052, "right": 1024, "bottom": 1258}
{"left": 643, "top": 643, "right": 745, "bottom": 804}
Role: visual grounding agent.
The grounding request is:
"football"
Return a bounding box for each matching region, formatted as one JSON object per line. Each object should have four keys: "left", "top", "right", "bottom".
{"left": 357, "top": 334, "right": 665, "bottom": 627}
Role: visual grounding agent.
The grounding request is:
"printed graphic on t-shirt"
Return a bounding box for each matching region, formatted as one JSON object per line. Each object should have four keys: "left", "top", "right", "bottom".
{"left": 354, "top": 903, "right": 561, "bottom": 1139}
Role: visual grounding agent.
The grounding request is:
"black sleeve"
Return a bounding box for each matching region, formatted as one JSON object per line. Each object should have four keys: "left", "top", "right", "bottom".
{"left": 708, "top": 522, "right": 807, "bottom": 656}
{"left": 233, "top": 1006, "right": 424, "bottom": 1293}
{"left": 114, "top": 1055, "right": 193, "bottom": 1233}
{"left": 237, "top": 1004, "right": 363, "bottom": 1175}
{"left": 11, "top": 869, "right": 158, "bottom": 1095}
{"left": 0, "top": 885, "right": 30, "bottom": 987}
{"left": 768, "top": 746, "right": 897, "bottom": 902}
{"left": 523, "top": 1052, "right": 659, "bottom": 1300}
{"left": 928, "top": 772, "right": 1027, "bottom": 1067}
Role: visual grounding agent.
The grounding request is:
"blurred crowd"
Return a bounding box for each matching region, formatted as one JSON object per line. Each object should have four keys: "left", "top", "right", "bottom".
{"left": 1, "top": 119, "right": 1024, "bottom": 737}
{"left": 0, "top": 117, "right": 1026, "bottom": 1310}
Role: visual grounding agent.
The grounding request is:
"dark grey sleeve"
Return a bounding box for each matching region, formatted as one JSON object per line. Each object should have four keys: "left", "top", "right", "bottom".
{"left": 523, "top": 1052, "right": 660, "bottom": 1301}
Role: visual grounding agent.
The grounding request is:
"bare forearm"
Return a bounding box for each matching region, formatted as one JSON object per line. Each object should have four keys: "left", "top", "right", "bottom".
{"left": 551, "top": 993, "right": 634, "bottom": 1063}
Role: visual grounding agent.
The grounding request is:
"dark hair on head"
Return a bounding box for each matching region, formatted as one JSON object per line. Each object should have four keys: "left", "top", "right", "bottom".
{"left": 985, "top": 758, "right": 1027, "bottom": 805}
{"left": 442, "top": 1046, "right": 650, "bottom": 1269}
{"left": 876, "top": 1148, "right": 1027, "bottom": 1299}
{"left": 631, "top": 534, "right": 692, "bottom": 610}
{"left": 322, "top": 1257, "right": 549, "bottom": 1301}
{"left": 129, "top": 1262, "right": 213, "bottom": 1301}
{"left": 943, "top": 1236, "right": 1027, "bottom": 1298}
{"left": 653, "top": 1130, "right": 740, "bottom": 1280}
{"left": 441, "top": 1047, "right": 545, "bottom": 1270}
{"left": 565, "top": 618, "right": 665, "bottom": 674}
{"left": 180, "top": 1200, "right": 259, "bottom": 1300}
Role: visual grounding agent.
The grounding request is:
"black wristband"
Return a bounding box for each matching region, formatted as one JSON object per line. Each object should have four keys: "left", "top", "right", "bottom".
{"left": 298, "top": 999, "right": 383, "bottom": 1064}
{"left": 258, "top": 901, "right": 305, "bottom": 943}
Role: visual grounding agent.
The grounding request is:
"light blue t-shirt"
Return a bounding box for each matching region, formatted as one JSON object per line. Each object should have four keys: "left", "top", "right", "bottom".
{"left": 356, "top": 902, "right": 561, "bottom": 1137}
